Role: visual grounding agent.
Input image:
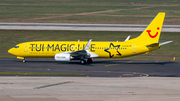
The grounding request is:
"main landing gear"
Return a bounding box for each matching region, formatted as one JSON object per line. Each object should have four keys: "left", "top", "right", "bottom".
{"left": 80, "top": 58, "right": 93, "bottom": 64}
{"left": 87, "top": 58, "right": 93, "bottom": 63}
{"left": 80, "top": 60, "right": 86, "bottom": 64}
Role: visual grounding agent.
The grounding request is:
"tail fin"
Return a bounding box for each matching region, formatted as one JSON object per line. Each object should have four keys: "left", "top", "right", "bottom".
{"left": 134, "top": 12, "right": 165, "bottom": 44}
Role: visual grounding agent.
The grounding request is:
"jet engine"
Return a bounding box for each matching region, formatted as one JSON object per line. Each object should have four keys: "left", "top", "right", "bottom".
{"left": 55, "top": 53, "right": 73, "bottom": 61}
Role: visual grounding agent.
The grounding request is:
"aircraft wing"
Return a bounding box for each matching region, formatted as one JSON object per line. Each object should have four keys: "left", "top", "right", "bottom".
{"left": 55, "top": 39, "right": 99, "bottom": 62}
{"left": 70, "top": 39, "right": 98, "bottom": 59}
{"left": 70, "top": 50, "right": 90, "bottom": 60}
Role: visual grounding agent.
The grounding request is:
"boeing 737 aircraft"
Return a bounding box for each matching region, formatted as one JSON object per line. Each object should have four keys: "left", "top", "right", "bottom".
{"left": 8, "top": 12, "right": 172, "bottom": 64}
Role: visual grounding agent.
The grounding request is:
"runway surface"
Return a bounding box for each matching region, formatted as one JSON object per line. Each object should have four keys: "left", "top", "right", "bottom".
{"left": 1, "top": 77, "right": 180, "bottom": 101}
{"left": 0, "top": 58, "right": 179, "bottom": 77}
{"left": 0, "top": 23, "right": 180, "bottom": 32}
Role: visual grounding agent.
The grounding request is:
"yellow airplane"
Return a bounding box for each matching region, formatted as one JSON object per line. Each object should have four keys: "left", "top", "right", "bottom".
{"left": 8, "top": 12, "right": 172, "bottom": 64}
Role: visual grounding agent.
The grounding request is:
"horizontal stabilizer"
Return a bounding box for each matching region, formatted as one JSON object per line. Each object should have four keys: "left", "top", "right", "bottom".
{"left": 160, "top": 41, "right": 173, "bottom": 46}
{"left": 146, "top": 43, "right": 159, "bottom": 47}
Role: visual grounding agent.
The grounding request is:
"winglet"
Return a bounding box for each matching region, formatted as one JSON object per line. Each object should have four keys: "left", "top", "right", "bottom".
{"left": 84, "top": 39, "right": 92, "bottom": 50}
{"left": 125, "top": 35, "right": 131, "bottom": 41}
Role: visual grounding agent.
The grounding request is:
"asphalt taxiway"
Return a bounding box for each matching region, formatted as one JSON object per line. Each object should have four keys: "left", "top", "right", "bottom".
{"left": 1, "top": 58, "right": 180, "bottom": 101}
{"left": 0, "top": 58, "right": 179, "bottom": 77}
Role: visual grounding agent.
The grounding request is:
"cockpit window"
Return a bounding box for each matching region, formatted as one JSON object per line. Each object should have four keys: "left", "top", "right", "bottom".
{"left": 14, "top": 46, "right": 19, "bottom": 48}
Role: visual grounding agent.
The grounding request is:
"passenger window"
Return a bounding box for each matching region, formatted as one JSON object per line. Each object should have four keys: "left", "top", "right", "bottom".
{"left": 14, "top": 46, "right": 19, "bottom": 48}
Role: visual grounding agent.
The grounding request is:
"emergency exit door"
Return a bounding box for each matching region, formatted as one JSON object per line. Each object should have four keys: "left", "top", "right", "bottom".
{"left": 132, "top": 44, "right": 136, "bottom": 53}
{"left": 24, "top": 44, "right": 28, "bottom": 52}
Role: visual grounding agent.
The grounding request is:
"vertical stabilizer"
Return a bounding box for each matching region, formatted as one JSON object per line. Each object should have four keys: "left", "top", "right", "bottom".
{"left": 133, "top": 12, "right": 165, "bottom": 44}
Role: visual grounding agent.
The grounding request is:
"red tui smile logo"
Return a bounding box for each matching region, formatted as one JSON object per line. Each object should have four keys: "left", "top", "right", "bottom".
{"left": 147, "top": 27, "right": 159, "bottom": 38}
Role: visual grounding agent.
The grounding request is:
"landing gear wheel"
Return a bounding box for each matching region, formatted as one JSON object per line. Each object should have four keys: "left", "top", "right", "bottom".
{"left": 87, "top": 58, "right": 92, "bottom": 63}
{"left": 23, "top": 59, "right": 26, "bottom": 63}
{"left": 80, "top": 60, "right": 86, "bottom": 64}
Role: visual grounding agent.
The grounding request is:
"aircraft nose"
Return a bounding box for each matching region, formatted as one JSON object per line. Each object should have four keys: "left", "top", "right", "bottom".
{"left": 8, "top": 48, "right": 14, "bottom": 55}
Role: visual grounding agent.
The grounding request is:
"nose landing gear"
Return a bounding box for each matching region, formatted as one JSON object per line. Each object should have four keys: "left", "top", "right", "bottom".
{"left": 23, "top": 59, "right": 26, "bottom": 63}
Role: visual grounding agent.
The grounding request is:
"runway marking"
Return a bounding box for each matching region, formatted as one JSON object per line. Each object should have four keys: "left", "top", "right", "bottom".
{"left": 105, "top": 61, "right": 132, "bottom": 67}
{"left": 105, "top": 64, "right": 119, "bottom": 67}
{"left": 34, "top": 81, "right": 73, "bottom": 89}
{"left": 126, "top": 61, "right": 132, "bottom": 63}
{"left": 104, "top": 96, "right": 180, "bottom": 101}
{"left": 0, "top": 83, "right": 13, "bottom": 84}
{"left": 145, "top": 87, "right": 180, "bottom": 93}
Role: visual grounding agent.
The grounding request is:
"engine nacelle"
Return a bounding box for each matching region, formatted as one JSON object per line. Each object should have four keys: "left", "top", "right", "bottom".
{"left": 55, "top": 53, "right": 73, "bottom": 61}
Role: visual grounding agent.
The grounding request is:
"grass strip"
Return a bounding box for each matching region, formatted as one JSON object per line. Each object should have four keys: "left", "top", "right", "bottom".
{"left": 0, "top": 71, "right": 87, "bottom": 76}
{"left": 0, "top": 0, "right": 180, "bottom": 24}
{"left": 0, "top": 54, "right": 16, "bottom": 58}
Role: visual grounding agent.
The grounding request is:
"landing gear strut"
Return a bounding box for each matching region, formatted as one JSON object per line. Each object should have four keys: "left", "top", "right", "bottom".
{"left": 23, "top": 58, "right": 26, "bottom": 63}
{"left": 87, "top": 58, "right": 93, "bottom": 63}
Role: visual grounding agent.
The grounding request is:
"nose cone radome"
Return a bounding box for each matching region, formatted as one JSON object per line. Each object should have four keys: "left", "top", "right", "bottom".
{"left": 8, "top": 48, "right": 14, "bottom": 55}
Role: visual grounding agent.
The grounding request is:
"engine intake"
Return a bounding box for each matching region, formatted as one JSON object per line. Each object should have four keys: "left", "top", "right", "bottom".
{"left": 55, "top": 53, "right": 73, "bottom": 61}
